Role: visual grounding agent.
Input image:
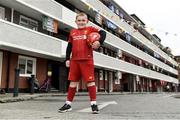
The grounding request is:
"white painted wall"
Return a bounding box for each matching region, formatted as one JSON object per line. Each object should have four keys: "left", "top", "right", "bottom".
{"left": 0, "top": 19, "right": 67, "bottom": 58}
{"left": 16, "top": 0, "right": 62, "bottom": 19}
{"left": 94, "top": 52, "right": 179, "bottom": 84}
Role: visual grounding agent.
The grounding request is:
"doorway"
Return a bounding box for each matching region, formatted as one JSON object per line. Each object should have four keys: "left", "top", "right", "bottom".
{"left": 50, "top": 62, "right": 68, "bottom": 92}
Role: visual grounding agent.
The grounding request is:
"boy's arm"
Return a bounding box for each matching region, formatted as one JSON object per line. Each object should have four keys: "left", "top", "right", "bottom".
{"left": 66, "top": 42, "right": 72, "bottom": 60}
{"left": 65, "top": 40, "right": 72, "bottom": 67}
{"left": 65, "top": 33, "right": 72, "bottom": 67}
{"left": 98, "top": 30, "right": 106, "bottom": 45}
{"left": 66, "top": 32, "right": 73, "bottom": 61}
{"left": 89, "top": 26, "right": 106, "bottom": 45}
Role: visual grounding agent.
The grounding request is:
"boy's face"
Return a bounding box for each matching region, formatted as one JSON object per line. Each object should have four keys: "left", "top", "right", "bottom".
{"left": 75, "top": 15, "right": 88, "bottom": 29}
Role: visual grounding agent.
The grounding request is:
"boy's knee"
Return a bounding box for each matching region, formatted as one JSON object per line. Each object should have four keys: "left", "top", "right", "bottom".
{"left": 87, "top": 82, "right": 95, "bottom": 87}
{"left": 70, "top": 81, "right": 79, "bottom": 88}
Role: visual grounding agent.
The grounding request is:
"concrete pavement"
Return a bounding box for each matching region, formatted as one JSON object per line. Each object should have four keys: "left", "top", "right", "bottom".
{"left": 0, "top": 92, "right": 164, "bottom": 103}
{"left": 1, "top": 93, "right": 180, "bottom": 119}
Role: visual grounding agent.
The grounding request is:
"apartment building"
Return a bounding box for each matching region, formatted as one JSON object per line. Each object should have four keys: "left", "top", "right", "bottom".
{"left": 0, "top": 0, "right": 178, "bottom": 93}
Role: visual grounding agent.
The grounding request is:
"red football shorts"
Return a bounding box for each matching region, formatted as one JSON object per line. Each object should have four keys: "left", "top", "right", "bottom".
{"left": 68, "top": 59, "right": 95, "bottom": 82}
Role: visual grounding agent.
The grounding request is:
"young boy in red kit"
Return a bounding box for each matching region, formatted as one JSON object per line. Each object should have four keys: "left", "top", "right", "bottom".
{"left": 59, "top": 12, "right": 106, "bottom": 114}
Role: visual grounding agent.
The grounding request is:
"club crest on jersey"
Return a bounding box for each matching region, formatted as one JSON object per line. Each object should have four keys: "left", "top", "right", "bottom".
{"left": 89, "top": 76, "right": 93, "bottom": 80}
{"left": 83, "top": 30, "right": 88, "bottom": 34}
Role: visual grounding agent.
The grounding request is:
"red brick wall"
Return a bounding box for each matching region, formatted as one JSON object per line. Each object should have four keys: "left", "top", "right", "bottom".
{"left": 36, "top": 58, "right": 47, "bottom": 86}
{"left": 1, "top": 51, "right": 47, "bottom": 89}
{"left": 113, "top": 83, "right": 121, "bottom": 91}
{"left": 1, "top": 51, "right": 8, "bottom": 88}
{"left": 7, "top": 53, "right": 18, "bottom": 88}
{"left": 99, "top": 80, "right": 104, "bottom": 91}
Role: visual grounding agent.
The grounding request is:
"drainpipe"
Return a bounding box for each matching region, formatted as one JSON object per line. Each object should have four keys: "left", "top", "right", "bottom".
{"left": 5, "top": 8, "right": 14, "bottom": 92}
{"left": 6, "top": 52, "right": 11, "bottom": 93}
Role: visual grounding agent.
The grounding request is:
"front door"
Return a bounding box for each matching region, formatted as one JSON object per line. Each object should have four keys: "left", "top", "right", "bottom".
{"left": 51, "top": 62, "right": 68, "bottom": 92}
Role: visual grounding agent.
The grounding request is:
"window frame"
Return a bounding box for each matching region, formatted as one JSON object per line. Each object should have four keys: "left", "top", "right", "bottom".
{"left": 18, "top": 55, "right": 36, "bottom": 77}
{"left": 19, "top": 15, "right": 38, "bottom": 31}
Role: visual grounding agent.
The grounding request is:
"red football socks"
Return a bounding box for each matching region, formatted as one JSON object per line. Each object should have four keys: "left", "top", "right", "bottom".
{"left": 67, "top": 87, "right": 76, "bottom": 102}
{"left": 88, "top": 85, "right": 96, "bottom": 101}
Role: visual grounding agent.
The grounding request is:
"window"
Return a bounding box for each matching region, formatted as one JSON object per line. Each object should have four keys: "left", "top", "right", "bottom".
{"left": 99, "top": 70, "right": 103, "bottom": 80}
{"left": 19, "top": 15, "right": 38, "bottom": 31}
{"left": 0, "top": 7, "right": 5, "bottom": 20}
{"left": 115, "top": 72, "right": 121, "bottom": 84}
{"left": 18, "top": 56, "right": 36, "bottom": 77}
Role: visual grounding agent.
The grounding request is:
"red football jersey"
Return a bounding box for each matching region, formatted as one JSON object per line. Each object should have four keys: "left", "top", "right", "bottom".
{"left": 68, "top": 26, "right": 99, "bottom": 60}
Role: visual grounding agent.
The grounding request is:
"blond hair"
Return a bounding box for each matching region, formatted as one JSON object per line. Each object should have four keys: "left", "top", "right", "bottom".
{"left": 76, "top": 12, "right": 88, "bottom": 19}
